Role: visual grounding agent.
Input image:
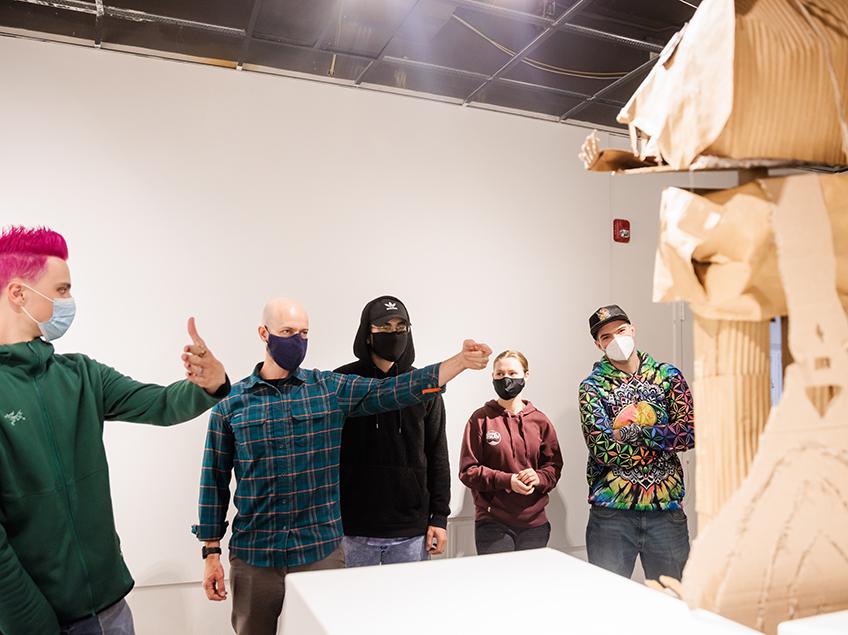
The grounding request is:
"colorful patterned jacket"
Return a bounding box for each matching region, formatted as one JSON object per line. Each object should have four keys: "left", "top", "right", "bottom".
{"left": 578, "top": 352, "right": 694, "bottom": 511}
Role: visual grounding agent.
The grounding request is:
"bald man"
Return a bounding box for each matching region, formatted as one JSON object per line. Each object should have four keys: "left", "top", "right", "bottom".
{"left": 193, "top": 298, "right": 491, "bottom": 635}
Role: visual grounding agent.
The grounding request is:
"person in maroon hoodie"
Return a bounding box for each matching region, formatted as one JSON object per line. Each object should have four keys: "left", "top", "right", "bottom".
{"left": 459, "top": 350, "right": 563, "bottom": 554}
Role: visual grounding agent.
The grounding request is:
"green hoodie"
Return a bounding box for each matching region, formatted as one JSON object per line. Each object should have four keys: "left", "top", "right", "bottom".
{"left": 0, "top": 338, "right": 223, "bottom": 634}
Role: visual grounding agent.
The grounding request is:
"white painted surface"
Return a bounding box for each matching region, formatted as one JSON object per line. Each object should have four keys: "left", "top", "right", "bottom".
{"left": 282, "top": 548, "right": 760, "bottom": 635}
{"left": 779, "top": 611, "right": 848, "bottom": 635}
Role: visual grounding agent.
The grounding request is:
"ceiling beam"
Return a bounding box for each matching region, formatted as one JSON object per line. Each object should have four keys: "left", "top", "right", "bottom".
{"left": 7, "top": 0, "right": 644, "bottom": 123}
{"left": 11, "top": 0, "right": 667, "bottom": 54}
{"left": 236, "top": 0, "right": 265, "bottom": 69}
{"left": 384, "top": 55, "right": 625, "bottom": 108}
{"left": 353, "top": 0, "right": 426, "bottom": 85}
{"left": 447, "top": 0, "right": 664, "bottom": 53}
{"left": 462, "top": 0, "right": 592, "bottom": 105}
{"left": 93, "top": 0, "right": 102, "bottom": 46}
{"left": 557, "top": 22, "right": 661, "bottom": 52}
{"left": 558, "top": 57, "right": 654, "bottom": 122}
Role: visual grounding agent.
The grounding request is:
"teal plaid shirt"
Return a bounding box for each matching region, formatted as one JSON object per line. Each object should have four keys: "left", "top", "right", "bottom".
{"left": 192, "top": 362, "right": 442, "bottom": 568}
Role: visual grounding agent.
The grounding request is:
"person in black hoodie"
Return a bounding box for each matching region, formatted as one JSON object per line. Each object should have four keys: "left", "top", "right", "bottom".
{"left": 335, "top": 296, "right": 451, "bottom": 566}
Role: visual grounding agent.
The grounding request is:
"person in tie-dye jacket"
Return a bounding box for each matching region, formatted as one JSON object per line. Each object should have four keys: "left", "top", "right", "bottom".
{"left": 579, "top": 304, "right": 695, "bottom": 581}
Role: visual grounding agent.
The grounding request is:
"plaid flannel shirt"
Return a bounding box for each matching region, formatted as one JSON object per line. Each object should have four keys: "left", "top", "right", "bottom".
{"left": 192, "top": 362, "right": 442, "bottom": 568}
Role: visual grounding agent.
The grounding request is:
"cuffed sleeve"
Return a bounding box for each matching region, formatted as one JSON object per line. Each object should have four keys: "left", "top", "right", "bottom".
{"left": 192, "top": 404, "right": 234, "bottom": 541}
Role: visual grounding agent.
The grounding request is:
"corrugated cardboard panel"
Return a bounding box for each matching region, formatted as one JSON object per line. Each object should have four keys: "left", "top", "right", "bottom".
{"left": 653, "top": 173, "right": 848, "bottom": 321}
{"left": 618, "top": 0, "right": 848, "bottom": 168}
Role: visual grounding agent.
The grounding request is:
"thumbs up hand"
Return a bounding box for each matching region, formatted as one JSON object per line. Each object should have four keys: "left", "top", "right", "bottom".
{"left": 181, "top": 317, "right": 227, "bottom": 394}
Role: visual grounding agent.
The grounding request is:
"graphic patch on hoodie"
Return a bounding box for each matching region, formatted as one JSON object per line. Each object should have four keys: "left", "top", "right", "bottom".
{"left": 3, "top": 410, "right": 25, "bottom": 426}
{"left": 485, "top": 430, "right": 501, "bottom": 445}
{"left": 579, "top": 352, "right": 694, "bottom": 511}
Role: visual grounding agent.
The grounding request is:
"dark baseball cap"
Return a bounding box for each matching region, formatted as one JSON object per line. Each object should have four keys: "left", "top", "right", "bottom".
{"left": 368, "top": 296, "right": 410, "bottom": 326}
{"left": 589, "top": 304, "right": 630, "bottom": 339}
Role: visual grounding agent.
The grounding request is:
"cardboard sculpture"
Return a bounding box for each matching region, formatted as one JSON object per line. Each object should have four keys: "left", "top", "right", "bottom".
{"left": 651, "top": 174, "right": 848, "bottom": 524}
{"left": 681, "top": 173, "right": 848, "bottom": 634}
{"left": 651, "top": 179, "right": 777, "bottom": 521}
{"left": 574, "top": 2, "right": 848, "bottom": 629}
{"left": 690, "top": 317, "right": 771, "bottom": 527}
{"left": 653, "top": 174, "right": 848, "bottom": 321}
{"left": 617, "top": 0, "right": 848, "bottom": 169}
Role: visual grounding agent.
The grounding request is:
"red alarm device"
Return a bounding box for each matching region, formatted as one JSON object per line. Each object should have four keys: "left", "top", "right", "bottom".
{"left": 613, "top": 219, "right": 631, "bottom": 243}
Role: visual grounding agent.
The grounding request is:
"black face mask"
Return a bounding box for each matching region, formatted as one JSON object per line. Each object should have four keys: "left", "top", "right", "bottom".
{"left": 493, "top": 377, "right": 525, "bottom": 400}
{"left": 370, "top": 332, "right": 409, "bottom": 363}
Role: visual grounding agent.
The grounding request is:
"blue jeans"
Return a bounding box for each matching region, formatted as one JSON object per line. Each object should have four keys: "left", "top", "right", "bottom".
{"left": 342, "top": 535, "right": 428, "bottom": 566}
{"left": 586, "top": 506, "right": 690, "bottom": 580}
{"left": 59, "top": 599, "right": 135, "bottom": 635}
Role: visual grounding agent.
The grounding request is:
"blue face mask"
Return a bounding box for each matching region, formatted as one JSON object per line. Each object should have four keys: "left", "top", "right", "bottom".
{"left": 21, "top": 284, "right": 76, "bottom": 342}
{"left": 266, "top": 327, "right": 308, "bottom": 372}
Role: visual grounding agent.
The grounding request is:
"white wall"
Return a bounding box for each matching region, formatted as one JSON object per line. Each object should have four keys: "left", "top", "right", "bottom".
{"left": 1, "top": 33, "right": 728, "bottom": 634}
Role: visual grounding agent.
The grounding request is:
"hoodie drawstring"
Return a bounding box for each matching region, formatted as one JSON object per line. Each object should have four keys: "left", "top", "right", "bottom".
{"left": 516, "top": 412, "right": 531, "bottom": 468}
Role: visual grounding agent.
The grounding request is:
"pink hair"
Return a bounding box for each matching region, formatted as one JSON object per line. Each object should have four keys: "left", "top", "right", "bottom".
{"left": 0, "top": 226, "right": 69, "bottom": 289}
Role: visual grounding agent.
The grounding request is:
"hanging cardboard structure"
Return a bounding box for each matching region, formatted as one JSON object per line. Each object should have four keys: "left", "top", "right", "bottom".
{"left": 653, "top": 174, "right": 848, "bottom": 321}
{"left": 617, "top": 0, "right": 848, "bottom": 170}
{"left": 680, "top": 173, "right": 848, "bottom": 634}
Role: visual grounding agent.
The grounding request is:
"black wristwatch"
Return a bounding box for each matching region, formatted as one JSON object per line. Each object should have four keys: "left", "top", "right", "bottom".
{"left": 202, "top": 546, "right": 222, "bottom": 559}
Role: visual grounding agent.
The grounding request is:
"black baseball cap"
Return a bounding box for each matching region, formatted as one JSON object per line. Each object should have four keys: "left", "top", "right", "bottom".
{"left": 589, "top": 304, "right": 630, "bottom": 339}
{"left": 368, "top": 296, "right": 410, "bottom": 326}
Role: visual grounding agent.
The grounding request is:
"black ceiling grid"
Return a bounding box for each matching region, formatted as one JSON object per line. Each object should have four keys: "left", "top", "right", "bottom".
{"left": 0, "top": 0, "right": 699, "bottom": 128}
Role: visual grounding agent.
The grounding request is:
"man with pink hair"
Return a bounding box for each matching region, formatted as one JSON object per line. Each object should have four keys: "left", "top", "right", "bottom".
{"left": 0, "top": 225, "right": 230, "bottom": 634}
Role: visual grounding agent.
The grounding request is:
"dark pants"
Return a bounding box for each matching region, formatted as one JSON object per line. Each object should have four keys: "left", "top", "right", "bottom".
{"left": 229, "top": 546, "right": 345, "bottom": 635}
{"left": 475, "top": 519, "right": 551, "bottom": 555}
{"left": 585, "top": 506, "right": 691, "bottom": 580}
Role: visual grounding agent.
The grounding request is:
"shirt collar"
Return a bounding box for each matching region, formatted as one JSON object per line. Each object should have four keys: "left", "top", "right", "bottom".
{"left": 245, "top": 362, "right": 308, "bottom": 390}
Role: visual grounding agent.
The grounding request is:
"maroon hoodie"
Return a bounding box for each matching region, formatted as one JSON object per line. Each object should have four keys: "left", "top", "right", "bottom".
{"left": 459, "top": 400, "right": 563, "bottom": 529}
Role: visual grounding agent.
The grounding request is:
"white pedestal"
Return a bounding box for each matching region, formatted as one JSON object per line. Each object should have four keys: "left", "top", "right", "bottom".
{"left": 281, "top": 548, "right": 759, "bottom": 634}
{"left": 779, "top": 610, "right": 848, "bottom": 634}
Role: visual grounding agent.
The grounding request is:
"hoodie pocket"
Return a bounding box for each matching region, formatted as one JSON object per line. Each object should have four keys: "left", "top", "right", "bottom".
{"left": 344, "top": 465, "right": 424, "bottom": 525}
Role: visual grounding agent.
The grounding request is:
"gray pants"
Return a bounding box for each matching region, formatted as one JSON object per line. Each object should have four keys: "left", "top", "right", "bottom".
{"left": 229, "top": 546, "right": 345, "bottom": 635}
{"left": 59, "top": 599, "right": 134, "bottom": 635}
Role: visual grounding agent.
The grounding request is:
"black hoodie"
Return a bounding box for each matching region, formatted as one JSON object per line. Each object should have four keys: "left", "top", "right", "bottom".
{"left": 334, "top": 296, "right": 451, "bottom": 538}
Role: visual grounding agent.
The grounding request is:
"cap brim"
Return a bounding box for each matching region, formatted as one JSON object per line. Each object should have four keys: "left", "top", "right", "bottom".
{"left": 591, "top": 317, "right": 630, "bottom": 338}
{"left": 372, "top": 314, "right": 409, "bottom": 326}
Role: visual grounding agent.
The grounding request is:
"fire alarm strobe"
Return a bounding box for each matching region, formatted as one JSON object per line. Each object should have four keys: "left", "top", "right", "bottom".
{"left": 613, "top": 219, "right": 631, "bottom": 243}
